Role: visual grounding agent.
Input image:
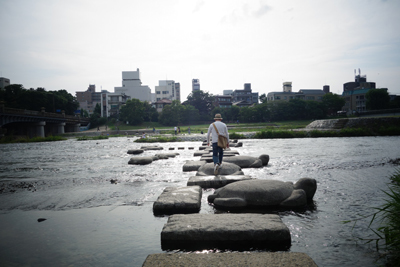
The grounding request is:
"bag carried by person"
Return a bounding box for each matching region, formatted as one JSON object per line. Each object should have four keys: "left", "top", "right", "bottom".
{"left": 212, "top": 123, "right": 228, "bottom": 149}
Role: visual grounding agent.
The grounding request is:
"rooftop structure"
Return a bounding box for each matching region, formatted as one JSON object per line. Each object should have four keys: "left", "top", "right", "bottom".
{"left": 114, "top": 69, "right": 152, "bottom": 103}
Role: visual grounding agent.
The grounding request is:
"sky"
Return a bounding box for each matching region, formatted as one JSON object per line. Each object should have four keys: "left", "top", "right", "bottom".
{"left": 1, "top": 0, "right": 400, "bottom": 101}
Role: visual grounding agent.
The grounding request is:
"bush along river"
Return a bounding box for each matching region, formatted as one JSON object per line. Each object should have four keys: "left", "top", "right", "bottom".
{"left": 0, "top": 136, "right": 399, "bottom": 266}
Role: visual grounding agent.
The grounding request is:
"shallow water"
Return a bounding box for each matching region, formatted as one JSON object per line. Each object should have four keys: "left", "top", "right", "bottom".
{"left": 0, "top": 136, "right": 399, "bottom": 266}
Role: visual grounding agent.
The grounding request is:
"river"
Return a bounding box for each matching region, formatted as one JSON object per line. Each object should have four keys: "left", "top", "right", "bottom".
{"left": 0, "top": 136, "right": 399, "bottom": 266}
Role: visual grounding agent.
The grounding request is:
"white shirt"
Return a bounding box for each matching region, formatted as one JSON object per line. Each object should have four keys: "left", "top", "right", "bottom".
{"left": 207, "top": 120, "right": 229, "bottom": 144}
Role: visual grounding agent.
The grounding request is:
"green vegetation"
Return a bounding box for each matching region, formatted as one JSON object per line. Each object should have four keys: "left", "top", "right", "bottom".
{"left": 134, "top": 136, "right": 178, "bottom": 143}
{"left": 76, "top": 136, "right": 109, "bottom": 141}
{"left": 366, "top": 88, "right": 390, "bottom": 110}
{"left": 229, "top": 132, "right": 246, "bottom": 139}
{"left": 252, "top": 126, "right": 400, "bottom": 139}
{"left": 0, "top": 135, "right": 67, "bottom": 144}
{"left": 0, "top": 84, "right": 79, "bottom": 115}
{"left": 376, "top": 168, "right": 400, "bottom": 266}
{"left": 344, "top": 169, "right": 400, "bottom": 266}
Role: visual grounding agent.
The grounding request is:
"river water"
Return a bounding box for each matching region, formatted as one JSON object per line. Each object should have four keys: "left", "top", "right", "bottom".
{"left": 0, "top": 136, "right": 399, "bottom": 266}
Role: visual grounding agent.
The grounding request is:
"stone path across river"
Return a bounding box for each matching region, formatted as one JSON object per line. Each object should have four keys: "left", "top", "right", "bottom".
{"left": 144, "top": 140, "right": 317, "bottom": 266}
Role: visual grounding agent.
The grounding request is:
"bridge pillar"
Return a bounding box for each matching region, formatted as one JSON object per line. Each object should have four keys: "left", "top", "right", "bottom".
{"left": 74, "top": 123, "right": 81, "bottom": 132}
{"left": 35, "top": 121, "right": 46, "bottom": 138}
{"left": 58, "top": 123, "right": 66, "bottom": 134}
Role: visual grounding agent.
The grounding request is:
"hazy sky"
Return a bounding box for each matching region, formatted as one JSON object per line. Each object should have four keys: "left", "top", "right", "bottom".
{"left": 1, "top": 0, "right": 399, "bottom": 100}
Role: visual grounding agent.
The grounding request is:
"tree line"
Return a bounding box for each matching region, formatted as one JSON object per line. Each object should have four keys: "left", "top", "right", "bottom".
{"left": 0, "top": 84, "right": 79, "bottom": 115}
{"left": 2, "top": 84, "right": 398, "bottom": 128}
{"left": 116, "top": 90, "right": 348, "bottom": 126}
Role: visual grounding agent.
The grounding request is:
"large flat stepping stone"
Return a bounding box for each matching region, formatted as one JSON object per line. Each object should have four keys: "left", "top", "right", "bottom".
{"left": 143, "top": 252, "right": 317, "bottom": 267}
{"left": 182, "top": 160, "right": 206, "bottom": 172}
{"left": 223, "top": 155, "right": 269, "bottom": 168}
{"left": 187, "top": 175, "right": 254, "bottom": 188}
{"left": 153, "top": 186, "right": 202, "bottom": 215}
{"left": 128, "top": 156, "right": 153, "bottom": 165}
{"left": 196, "top": 162, "right": 244, "bottom": 176}
{"left": 127, "top": 149, "right": 144, "bottom": 154}
{"left": 161, "top": 213, "right": 291, "bottom": 250}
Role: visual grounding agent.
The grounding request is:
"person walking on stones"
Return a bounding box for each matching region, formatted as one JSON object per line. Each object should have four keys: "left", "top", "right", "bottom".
{"left": 207, "top": 113, "right": 229, "bottom": 175}
{"left": 174, "top": 126, "right": 177, "bottom": 135}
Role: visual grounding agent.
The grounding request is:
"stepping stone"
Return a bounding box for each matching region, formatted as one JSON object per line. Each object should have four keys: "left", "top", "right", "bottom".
{"left": 153, "top": 186, "right": 202, "bottom": 215}
{"left": 187, "top": 175, "right": 254, "bottom": 188}
{"left": 182, "top": 160, "right": 206, "bottom": 172}
{"left": 168, "top": 147, "right": 175, "bottom": 150}
{"left": 193, "top": 151, "right": 209, "bottom": 157}
{"left": 128, "top": 156, "right": 153, "bottom": 165}
{"left": 161, "top": 213, "right": 291, "bottom": 250}
{"left": 230, "top": 142, "right": 243, "bottom": 147}
{"left": 196, "top": 162, "right": 244, "bottom": 176}
{"left": 188, "top": 147, "right": 194, "bottom": 150}
{"left": 127, "top": 149, "right": 144, "bottom": 154}
{"left": 200, "top": 154, "right": 236, "bottom": 163}
{"left": 178, "top": 147, "right": 184, "bottom": 150}
{"left": 143, "top": 252, "right": 317, "bottom": 267}
{"left": 155, "top": 153, "right": 179, "bottom": 159}
{"left": 141, "top": 146, "right": 163, "bottom": 150}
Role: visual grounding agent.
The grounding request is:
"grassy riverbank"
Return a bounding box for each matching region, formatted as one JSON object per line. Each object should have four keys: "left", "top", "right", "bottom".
{"left": 0, "top": 135, "right": 67, "bottom": 144}
{"left": 1, "top": 118, "right": 399, "bottom": 144}
{"left": 253, "top": 126, "right": 400, "bottom": 139}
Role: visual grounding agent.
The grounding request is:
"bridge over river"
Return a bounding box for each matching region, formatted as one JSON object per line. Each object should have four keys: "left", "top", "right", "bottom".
{"left": 0, "top": 105, "right": 90, "bottom": 138}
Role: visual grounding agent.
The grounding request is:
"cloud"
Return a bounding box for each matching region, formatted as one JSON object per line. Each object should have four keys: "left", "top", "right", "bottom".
{"left": 253, "top": 4, "right": 272, "bottom": 17}
{"left": 220, "top": 1, "right": 272, "bottom": 24}
{"left": 193, "top": 0, "right": 205, "bottom": 13}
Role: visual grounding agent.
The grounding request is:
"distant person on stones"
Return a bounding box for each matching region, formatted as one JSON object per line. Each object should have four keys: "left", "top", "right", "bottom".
{"left": 207, "top": 114, "right": 229, "bottom": 175}
{"left": 178, "top": 127, "right": 181, "bottom": 133}
{"left": 153, "top": 127, "right": 155, "bottom": 133}
{"left": 188, "top": 127, "right": 191, "bottom": 134}
{"left": 174, "top": 126, "right": 177, "bottom": 135}
{"left": 142, "top": 132, "right": 146, "bottom": 138}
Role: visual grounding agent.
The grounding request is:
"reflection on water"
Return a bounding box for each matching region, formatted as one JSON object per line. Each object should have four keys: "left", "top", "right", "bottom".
{"left": 0, "top": 136, "right": 399, "bottom": 266}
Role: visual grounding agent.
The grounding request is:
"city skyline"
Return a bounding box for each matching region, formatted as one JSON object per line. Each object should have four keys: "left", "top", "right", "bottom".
{"left": 1, "top": 0, "right": 399, "bottom": 101}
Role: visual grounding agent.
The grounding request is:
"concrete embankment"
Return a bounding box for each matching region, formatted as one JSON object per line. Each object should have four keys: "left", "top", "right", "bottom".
{"left": 306, "top": 116, "right": 400, "bottom": 130}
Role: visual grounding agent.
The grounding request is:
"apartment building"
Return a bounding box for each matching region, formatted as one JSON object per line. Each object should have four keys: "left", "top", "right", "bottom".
{"left": 225, "top": 83, "right": 259, "bottom": 106}
{"left": 114, "top": 69, "right": 152, "bottom": 103}
{"left": 214, "top": 95, "right": 232, "bottom": 108}
{"left": 155, "top": 80, "right": 180, "bottom": 102}
{"left": 101, "top": 91, "right": 130, "bottom": 118}
{"left": 342, "top": 72, "right": 381, "bottom": 113}
{"left": 267, "top": 82, "right": 327, "bottom": 102}
{"left": 76, "top": 84, "right": 101, "bottom": 114}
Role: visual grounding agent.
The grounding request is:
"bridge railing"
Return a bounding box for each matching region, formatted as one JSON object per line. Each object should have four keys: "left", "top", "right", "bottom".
{"left": 1, "top": 107, "right": 90, "bottom": 124}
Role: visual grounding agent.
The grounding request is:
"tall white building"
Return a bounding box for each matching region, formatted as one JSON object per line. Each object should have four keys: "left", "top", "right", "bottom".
{"left": 155, "top": 80, "right": 180, "bottom": 102}
{"left": 192, "top": 79, "right": 200, "bottom": 91}
{"left": 114, "top": 69, "right": 152, "bottom": 102}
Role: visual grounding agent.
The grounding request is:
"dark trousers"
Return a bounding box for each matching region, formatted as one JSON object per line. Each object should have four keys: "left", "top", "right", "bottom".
{"left": 212, "top": 142, "right": 223, "bottom": 165}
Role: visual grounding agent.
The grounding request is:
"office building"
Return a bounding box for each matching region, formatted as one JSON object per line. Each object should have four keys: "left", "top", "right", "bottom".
{"left": 192, "top": 79, "right": 200, "bottom": 92}
{"left": 114, "top": 69, "right": 152, "bottom": 103}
